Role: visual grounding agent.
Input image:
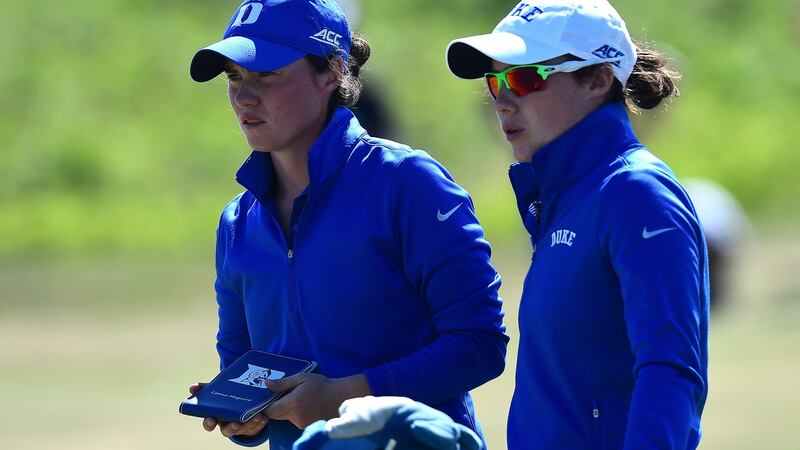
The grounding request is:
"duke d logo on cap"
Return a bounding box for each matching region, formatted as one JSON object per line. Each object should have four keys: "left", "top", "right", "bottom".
{"left": 231, "top": 3, "right": 264, "bottom": 27}
{"left": 191, "top": 0, "right": 352, "bottom": 82}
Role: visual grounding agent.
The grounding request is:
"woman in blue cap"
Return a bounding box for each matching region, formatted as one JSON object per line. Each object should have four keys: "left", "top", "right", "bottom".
{"left": 447, "top": 1, "right": 709, "bottom": 449}
{"left": 186, "top": 1, "right": 508, "bottom": 449}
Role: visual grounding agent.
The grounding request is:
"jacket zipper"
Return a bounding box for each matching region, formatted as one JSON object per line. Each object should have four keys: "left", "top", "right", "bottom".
{"left": 286, "top": 192, "right": 310, "bottom": 311}
{"left": 268, "top": 197, "right": 303, "bottom": 312}
{"left": 287, "top": 248, "right": 298, "bottom": 311}
{"left": 533, "top": 201, "right": 547, "bottom": 262}
{"left": 592, "top": 402, "right": 601, "bottom": 448}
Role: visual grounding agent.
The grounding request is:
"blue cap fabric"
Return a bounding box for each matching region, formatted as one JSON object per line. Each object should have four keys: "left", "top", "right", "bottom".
{"left": 191, "top": 0, "right": 352, "bottom": 82}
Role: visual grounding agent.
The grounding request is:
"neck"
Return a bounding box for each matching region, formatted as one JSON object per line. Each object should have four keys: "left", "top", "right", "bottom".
{"left": 273, "top": 106, "right": 335, "bottom": 198}
{"left": 271, "top": 150, "right": 310, "bottom": 201}
{"left": 525, "top": 101, "right": 606, "bottom": 162}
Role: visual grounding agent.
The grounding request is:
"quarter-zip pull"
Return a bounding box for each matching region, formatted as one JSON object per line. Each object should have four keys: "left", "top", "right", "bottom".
{"left": 287, "top": 248, "right": 299, "bottom": 310}
{"left": 592, "top": 408, "right": 600, "bottom": 419}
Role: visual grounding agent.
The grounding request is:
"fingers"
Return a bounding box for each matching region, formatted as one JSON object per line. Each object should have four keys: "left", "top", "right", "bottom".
{"left": 264, "top": 391, "right": 313, "bottom": 428}
{"left": 262, "top": 373, "right": 344, "bottom": 429}
{"left": 266, "top": 373, "right": 308, "bottom": 393}
{"left": 218, "top": 413, "right": 268, "bottom": 438}
{"left": 264, "top": 395, "right": 292, "bottom": 421}
{"left": 203, "top": 417, "right": 218, "bottom": 432}
{"left": 263, "top": 374, "right": 310, "bottom": 422}
{"left": 220, "top": 422, "right": 239, "bottom": 438}
{"left": 189, "top": 382, "right": 208, "bottom": 396}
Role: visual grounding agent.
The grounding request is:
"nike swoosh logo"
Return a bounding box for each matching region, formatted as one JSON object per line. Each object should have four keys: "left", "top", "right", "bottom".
{"left": 642, "top": 226, "right": 677, "bottom": 239}
{"left": 437, "top": 203, "right": 463, "bottom": 222}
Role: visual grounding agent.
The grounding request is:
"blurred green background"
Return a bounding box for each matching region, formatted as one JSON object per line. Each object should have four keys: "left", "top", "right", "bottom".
{"left": 1, "top": 0, "right": 799, "bottom": 448}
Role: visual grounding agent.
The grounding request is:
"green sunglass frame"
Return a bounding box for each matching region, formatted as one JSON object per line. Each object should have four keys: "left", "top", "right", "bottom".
{"left": 483, "top": 60, "right": 609, "bottom": 98}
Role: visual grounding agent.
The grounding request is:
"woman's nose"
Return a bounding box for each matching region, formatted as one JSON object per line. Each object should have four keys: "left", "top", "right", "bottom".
{"left": 493, "top": 88, "right": 517, "bottom": 114}
{"left": 232, "top": 81, "right": 259, "bottom": 108}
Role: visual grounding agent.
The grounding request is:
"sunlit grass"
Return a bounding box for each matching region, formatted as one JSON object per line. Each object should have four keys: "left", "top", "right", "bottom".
{"left": 1, "top": 229, "right": 799, "bottom": 449}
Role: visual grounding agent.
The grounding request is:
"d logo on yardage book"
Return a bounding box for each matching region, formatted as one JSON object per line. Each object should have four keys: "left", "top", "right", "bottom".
{"left": 229, "top": 364, "right": 285, "bottom": 389}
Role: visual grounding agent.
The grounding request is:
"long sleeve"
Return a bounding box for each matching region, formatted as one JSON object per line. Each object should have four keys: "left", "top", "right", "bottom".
{"left": 362, "top": 151, "right": 509, "bottom": 404}
{"left": 215, "top": 206, "right": 252, "bottom": 370}
{"left": 215, "top": 205, "right": 272, "bottom": 447}
{"left": 599, "top": 169, "right": 709, "bottom": 450}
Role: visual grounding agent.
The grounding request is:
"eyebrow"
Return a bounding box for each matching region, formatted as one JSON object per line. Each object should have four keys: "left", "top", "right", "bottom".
{"left": 223, "top": 61, "right": 242, "bottom": 72}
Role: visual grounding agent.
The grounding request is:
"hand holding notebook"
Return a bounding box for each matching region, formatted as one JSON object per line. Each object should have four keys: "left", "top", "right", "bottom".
{"left": 180, "top": 350, "right": 317, "bottom": 423}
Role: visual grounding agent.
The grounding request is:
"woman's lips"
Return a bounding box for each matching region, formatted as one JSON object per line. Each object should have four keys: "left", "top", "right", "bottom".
{"left": 241, "top": 115, "right": 265, "bottom": 127}
{"left": 504, "top": 127, "right": 525, "bottom": 141}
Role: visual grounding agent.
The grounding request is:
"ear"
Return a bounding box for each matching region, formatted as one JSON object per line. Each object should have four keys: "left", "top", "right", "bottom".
{"left": 318, "top": 55, "right": 345, "bottom": 94}
{"left": 583, "top": 64, "right": 615, "bottom": 101}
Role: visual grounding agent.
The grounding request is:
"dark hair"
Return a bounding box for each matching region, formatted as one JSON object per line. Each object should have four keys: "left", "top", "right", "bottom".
{"left": 306, "top": 34, "right": 371, "bottom": 109}
{"left": 572, "top": 40, "right": 681, "bottom": 112}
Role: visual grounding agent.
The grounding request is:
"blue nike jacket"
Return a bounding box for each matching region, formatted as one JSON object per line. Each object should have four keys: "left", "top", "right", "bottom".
{"left": 507, "top": 103, "right": 709, "bottom": 450}
{"left": 213, "top": 107, "right": 508, "bottom": 449}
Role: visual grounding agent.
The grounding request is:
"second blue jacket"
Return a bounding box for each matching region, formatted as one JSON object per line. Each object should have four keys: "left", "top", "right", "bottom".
{"left": 507, "top": 103, "right": 709, "bottom": 450}
{"left": 214, "top": 108, "right": 508, "bottom": 449}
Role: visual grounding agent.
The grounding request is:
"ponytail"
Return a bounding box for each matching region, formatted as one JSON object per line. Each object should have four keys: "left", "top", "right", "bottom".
{"left": 624, "top": 41, "right": 681, "bottom": 111}
{"left": 307, "top": 33, "right": 372, "bottom": 108}
{"left": 572, "top": 40, "right": 681, "bottom": 112}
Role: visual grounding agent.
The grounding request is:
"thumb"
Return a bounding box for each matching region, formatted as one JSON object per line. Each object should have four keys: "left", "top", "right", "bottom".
{"left": 189, "top": 382, "right": 208, "bottom": 396}
{"left": 266, "top": 373, "right": 307, "bottom": 393}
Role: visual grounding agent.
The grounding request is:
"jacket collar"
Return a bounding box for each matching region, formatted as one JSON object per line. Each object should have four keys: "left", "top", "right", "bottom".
{"left": 508, "top": 102, "right": 640, "bottom": 216}
{"left": 234, "top": 107, "right": 367, "bottom": 204}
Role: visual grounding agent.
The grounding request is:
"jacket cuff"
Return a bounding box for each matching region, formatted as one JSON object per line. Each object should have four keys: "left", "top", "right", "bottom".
{"left": 363, "top": 364, "right": 398, "bottom": 397}
{"left": 229, "top": 426, "right": 269, "bottom": 447}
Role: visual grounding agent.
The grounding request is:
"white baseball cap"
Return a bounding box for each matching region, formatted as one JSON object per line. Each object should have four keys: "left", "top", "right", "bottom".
{"left": 446, "top": 0, "right": 636, "bottom": 85}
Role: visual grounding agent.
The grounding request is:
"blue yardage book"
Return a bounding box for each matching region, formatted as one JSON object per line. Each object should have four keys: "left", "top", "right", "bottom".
{"left": 180, "top": 350, "right": 317, "bottom": 423}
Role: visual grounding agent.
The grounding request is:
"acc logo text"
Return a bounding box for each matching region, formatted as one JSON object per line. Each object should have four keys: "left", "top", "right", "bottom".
{"left": 592, "top": 45, "right": 625, "bottom": 67}
{"left": 310, "top": 28, "right": 343, "bottom": 47}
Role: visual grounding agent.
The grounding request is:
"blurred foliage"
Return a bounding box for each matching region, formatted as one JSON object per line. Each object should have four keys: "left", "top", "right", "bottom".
{"left": 1, "top": 0, "right": 799, "bottom": 257}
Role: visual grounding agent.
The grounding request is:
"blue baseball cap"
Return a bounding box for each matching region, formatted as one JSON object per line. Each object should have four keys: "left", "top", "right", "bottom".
{"left": 191, "top": 0, "right": 352, "bottom": 82}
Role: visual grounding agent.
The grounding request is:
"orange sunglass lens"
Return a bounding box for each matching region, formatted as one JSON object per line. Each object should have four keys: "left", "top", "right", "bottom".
{"left": 486, "top": 75, "right": 500, "bottom": 98}
{"left": 506, "top": 67, "right": 547, "bottom": 96}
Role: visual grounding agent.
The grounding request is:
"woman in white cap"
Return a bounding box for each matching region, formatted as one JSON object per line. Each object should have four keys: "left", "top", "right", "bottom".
{"left": 186, "top": 1, "right": 508, "bottom": 449}
{"left": 447, "top": 1, "right": 709, "bottom": 449}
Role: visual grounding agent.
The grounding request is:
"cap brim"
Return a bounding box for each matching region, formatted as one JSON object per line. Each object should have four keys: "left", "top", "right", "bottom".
{"left": 190, "top": 36, "right": 307, "bottom": 82}
{"left": 446, "top": 32, "right": 567, "bottom": 79}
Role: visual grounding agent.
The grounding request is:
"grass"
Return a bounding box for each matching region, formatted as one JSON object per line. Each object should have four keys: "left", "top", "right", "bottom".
{"left": 2, "top": 0, "right": 800, "bottom": 256}
{"left": 1, "top": 226, "right": 799, "bottom": 449}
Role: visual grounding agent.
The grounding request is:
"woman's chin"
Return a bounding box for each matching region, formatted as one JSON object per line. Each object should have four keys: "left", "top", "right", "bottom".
{"left": 244, "top": 137, "right": 274, "bottom": 152}
{"left": 512, "top": 145, "right": 534, "bottom": 163}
